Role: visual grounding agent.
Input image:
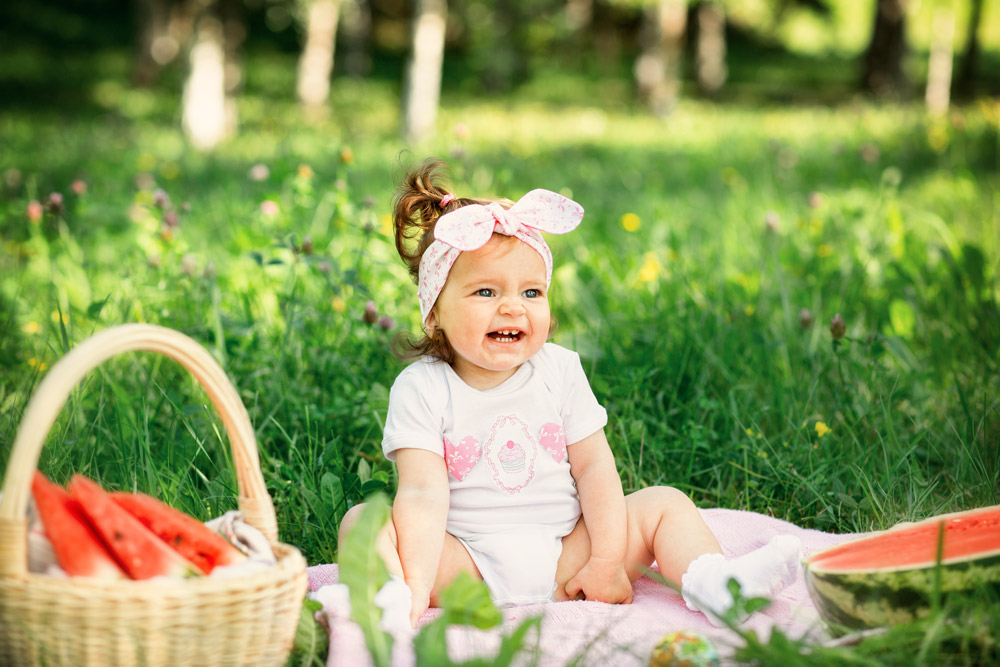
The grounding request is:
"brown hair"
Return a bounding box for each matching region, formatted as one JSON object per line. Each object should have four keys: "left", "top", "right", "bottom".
{"left": 391, "top": 158, "right": 556, "bottom": 363}
{"left": 392, "top": 158, "right": 489, "bottom": 362}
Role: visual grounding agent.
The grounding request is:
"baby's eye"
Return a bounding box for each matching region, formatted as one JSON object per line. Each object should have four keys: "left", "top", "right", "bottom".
{"left": 475, "top": 288, "right": 495, "bottom": 297}
{"left": 523, "top": 288, "right": 542, "bottom": 298}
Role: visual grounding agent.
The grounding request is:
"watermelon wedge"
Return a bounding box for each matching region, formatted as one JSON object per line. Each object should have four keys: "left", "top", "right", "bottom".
{"left": 30, "top": 471, "right": 126, "bottom": 579}
{"left": 110, "top": 491, "right": 246, "bottom": 574}
{"left": 67, "top": 474, "right": 202, "bottom": 580}
{"left": 804, "top": 505, "right": 1000, "bottom": 631}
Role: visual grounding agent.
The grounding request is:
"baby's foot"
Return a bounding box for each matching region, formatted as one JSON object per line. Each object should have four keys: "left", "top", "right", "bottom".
{"left": 727, "top": 534, "right": 801, "bottom": 598}
{"left": 681, "top": 535, "right": 802, "bottom": 626}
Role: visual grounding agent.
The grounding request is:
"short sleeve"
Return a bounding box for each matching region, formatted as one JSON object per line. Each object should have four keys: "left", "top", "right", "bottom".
{"left": 382, "top": 361, "right": 448, "bottom": 461}
{"left": 536, "top": 344, "right": 608, "bottom": 445}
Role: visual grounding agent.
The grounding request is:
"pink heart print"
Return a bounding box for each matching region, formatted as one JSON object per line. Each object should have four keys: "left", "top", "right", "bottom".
{"left": 538, "top": 423, "right": 567, "bottom": 462}
{"left": 444, "top": 435, "right": 482, "bottom": 481}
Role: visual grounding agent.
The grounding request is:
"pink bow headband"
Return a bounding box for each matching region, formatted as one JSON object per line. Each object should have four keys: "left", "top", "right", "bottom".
{"left": 418, "top": 189, "right": 584, "bottom": 324}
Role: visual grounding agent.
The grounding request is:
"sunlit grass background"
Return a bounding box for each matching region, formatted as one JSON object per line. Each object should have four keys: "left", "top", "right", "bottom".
{"left": 1, "top": 42, "right": 999, "bottom": 663}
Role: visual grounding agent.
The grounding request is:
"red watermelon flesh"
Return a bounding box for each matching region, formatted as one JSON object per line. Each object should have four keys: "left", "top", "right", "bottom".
{"left": 30, "top": 471, "right": 126, "bottom": 579}
{"left": 808, "top": 505, "right": 1000, "bottom": 571}
{"left": 67, "top": 474, "right": 201, "bottom": 580}
{"left": 110, "top": 491, "right": 246, "bottom": 574}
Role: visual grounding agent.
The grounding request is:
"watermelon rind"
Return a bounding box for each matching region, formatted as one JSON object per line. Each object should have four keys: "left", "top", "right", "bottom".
{"left": 804, "top": 505, "right": 1000, "bottom": 631}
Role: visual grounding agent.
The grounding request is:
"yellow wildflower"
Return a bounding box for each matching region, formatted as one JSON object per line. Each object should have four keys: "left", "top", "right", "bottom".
{"left": 22, "top": 321, "right": 40, "bottom": 335}
{"left": 331, "top": 297, "right": 346, "bottom": 313}
{"left": 620, "top": 213, "right": 640, "bottom": 232}
{"left": 817, "top": 244, "right": 833, "bottom": 258}
{"left": 297, "top": 164, "right": 314, "bottom": 180}
{"left": 815, "top": 421, "right": 830, "bottom": 438}
{"left": 637, "top": 253, "right": 661, "bottom": 283}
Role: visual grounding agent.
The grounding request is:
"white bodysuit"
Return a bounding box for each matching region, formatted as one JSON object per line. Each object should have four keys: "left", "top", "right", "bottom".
{"left": 382, "top": 343, "right": 608, "bottom": 604}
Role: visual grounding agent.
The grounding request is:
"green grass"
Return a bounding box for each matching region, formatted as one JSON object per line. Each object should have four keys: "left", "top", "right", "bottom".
{"left": 1, "top": 48, "right": 999, "bottom": 663}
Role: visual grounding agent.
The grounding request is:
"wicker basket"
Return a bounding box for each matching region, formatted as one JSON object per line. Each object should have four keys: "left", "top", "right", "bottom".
{"left": 0, "top": 324, "right": 309, "bottom": 666}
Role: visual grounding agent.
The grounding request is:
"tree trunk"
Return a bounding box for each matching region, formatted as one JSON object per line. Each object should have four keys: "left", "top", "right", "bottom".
{"left": 402, "top": 0, "right": 447, "bottom": 144}
{"left": 861, "top": 0, "right": 908, "bottom": 97}
{"left": 182, "top": 10, "right": 230, "bottom": 150}
{"left": 924, "top": 5, "right": 954, "bottom": 116}
{"left": 565, "top": 0, "right": 592, "bottom": 31}
{"left": 954, "top": 0, "right": 983, "bottom": 98}
{"left": 341, "top": 0, "right": 372, "bottom": 77}
{"left": 220, "top": 0, "right": 244, "bottom": 132}
{"left": 694, "top": 1, "right": 726, "bottom": 97}
{"left": 132, "top": 0, "right": 173, "bottom": 86}
{"left": 296, "top": 0, "right": 341, "bottom": 112}
{"left": 634, "top": 1, "right": 687, "bottom": 116}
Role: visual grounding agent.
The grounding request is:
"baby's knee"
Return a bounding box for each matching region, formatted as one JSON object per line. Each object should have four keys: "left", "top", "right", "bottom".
{"left": 337, "top": 503, "right": 367, "bottom": 543}
{"left": 338, "top": 502, "right": 397, "bottom": 549}
{"left": 633, "top": 485, "right": 697, "bottom": 513}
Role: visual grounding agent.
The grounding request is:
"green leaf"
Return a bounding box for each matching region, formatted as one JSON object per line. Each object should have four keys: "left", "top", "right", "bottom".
{"left": 357, "top": 458, "right": 372, "bottom": 484}
{"left": 86, "top": 295, "right": 110, "bottom": 319}
{"left": 961, "top": 243, "right": 985, "bottom": 294}
{"left": 413, "top": 573, "right": 508, "bottom": 667}
{"left": 338, "top": 493, "right": 393, "bottom": 667}
{"left": 491, "top": 616, "right": 542, "bottom": 667}
{"left": 286, "top": 597, "right": 329, "bottom": 667}
{"left": 888, "top": 299, "right": 916, "bottom": 339}
{"left": 361, "top": 479, "right": 387, "bottom": 495}
{"left": 320, "top": 472, "right": 344, "bottom": 512}
{"left": 413, "top": 618, "right": 450, "bottom": 667}
{"left": 437, "top": 572, "right": 502, "bottom": 630}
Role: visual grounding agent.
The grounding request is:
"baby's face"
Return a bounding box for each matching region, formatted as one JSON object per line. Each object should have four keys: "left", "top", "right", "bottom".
{"left": 428, "top": 235, "right": 550, "bottom": 389}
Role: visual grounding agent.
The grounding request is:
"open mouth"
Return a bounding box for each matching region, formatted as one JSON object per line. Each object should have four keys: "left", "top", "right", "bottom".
{"left": 487, "top": 329, "right": 524, "bottom": 343}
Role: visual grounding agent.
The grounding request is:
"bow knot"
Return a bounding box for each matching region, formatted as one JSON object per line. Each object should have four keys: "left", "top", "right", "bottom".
{"left": 417, "top": 189, "right": 584, "bottom": 324}
{"left": 431, "top": 189, "right": 583, "bottom": 252}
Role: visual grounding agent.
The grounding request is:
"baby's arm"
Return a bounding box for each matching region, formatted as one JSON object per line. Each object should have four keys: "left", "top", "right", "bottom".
{"left": 564, "top": 428, "right": 633, "bottom": 603}
{"left": 393, "top": 448, "right": 450, "bottom": 625}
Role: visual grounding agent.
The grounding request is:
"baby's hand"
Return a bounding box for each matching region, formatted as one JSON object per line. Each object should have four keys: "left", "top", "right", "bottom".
{"left": 564, "top": 556, "right": 633, "bottom": 604}
{"left": 407, "top": 580, "right": 432, "bottom": 627}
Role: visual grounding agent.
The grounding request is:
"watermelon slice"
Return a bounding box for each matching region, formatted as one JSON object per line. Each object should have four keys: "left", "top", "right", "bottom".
{"left": 30, "top": 471, "right": 126, "bottom": 579}
{"left": 804, "top": 505, "right": 1000, "bottom": 631}
{"left": 110, "top": 491, "right": 246, "bottom": 574}
{"left": 67, "top": 474, "right": 202, "bottom": 580}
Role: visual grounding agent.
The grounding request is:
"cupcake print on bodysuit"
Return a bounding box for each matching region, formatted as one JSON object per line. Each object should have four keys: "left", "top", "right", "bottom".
{"left": 499, "top": 440, "right": 526, "bottom": 472}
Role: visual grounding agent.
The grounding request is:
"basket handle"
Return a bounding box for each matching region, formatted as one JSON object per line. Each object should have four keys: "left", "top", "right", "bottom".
{"left": 0, "top": 323, "right": 279, "bottom": 576}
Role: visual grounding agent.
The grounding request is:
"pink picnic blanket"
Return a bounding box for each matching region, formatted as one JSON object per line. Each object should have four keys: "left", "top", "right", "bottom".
{"left": 307, "top": 508, "right": 861, "bottom": 666}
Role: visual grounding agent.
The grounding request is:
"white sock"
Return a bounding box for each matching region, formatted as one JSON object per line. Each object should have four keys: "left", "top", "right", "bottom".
{"left": 680, "top": 535, "right": 801, "bottom": 626}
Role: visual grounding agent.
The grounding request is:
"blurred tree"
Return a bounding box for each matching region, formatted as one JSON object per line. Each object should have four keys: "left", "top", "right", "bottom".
{"left": 954, "top": 0, "right": 984, "bottom": 98}
{"left": 296, "top": 0, "right": 341, "bottom": 114}
{"left": 132, "top": 0, "right": 195, "bottom": 86}
{"left": 402, "top": 0, "right": 447, "bottom": 143}
{"left": 862, "top": 0, "right": 908, "bottom": 96}
{"left": 633, "top": 0, "right": 688, "bottom": 116}
{"left": 693, "top": 0, "right": 726, "bottom": 96}
{"left": 181, "top": 0, "right": 244, "bottom": 149}
{"left": 924, "top": 2, "right": 954, "bottom": 115}
{"left": 340, "top": 0, "right": 373, "bottom": 77}
{"left": 565, "top": 0, "right": 593, "bottom": 30}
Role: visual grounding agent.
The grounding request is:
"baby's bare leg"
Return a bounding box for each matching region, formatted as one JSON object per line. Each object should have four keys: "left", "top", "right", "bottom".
{"left": 555, "top": 486, "right": 720, "bottom": 599}
{"left": 338, "top": 502, "right": 481, "bottom": 605}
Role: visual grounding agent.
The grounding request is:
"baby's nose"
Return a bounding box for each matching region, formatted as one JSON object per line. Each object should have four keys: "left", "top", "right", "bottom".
{"left": 498, "top": 296, "right": 525, "bottom": 315}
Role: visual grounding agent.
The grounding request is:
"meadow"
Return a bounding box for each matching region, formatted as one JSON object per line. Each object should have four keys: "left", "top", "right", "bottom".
{"left": 1, "top": 46, "right": 998, "bottom": 663}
